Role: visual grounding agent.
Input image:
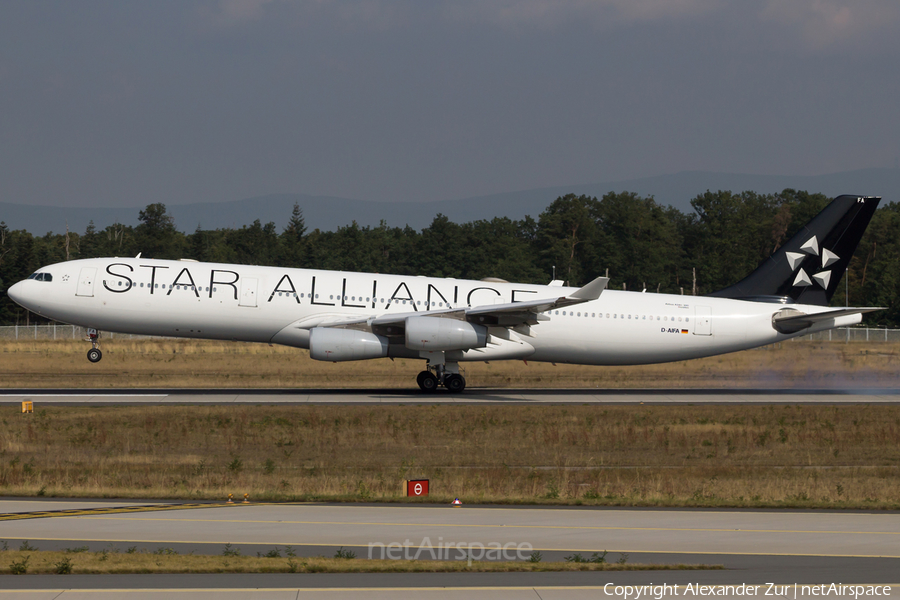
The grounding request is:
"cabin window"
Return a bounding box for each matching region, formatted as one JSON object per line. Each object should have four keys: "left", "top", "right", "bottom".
{"left": 613, "top": 314, "right": 617, "bottom": 319}
{"left": 685, "top": 317, "right": 689, "bottom": 322}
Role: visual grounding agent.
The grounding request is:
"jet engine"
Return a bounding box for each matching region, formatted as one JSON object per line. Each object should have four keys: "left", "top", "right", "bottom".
{"left": 404, "top": 316, "right": 487, "bottom": 351}
{"left": 309, "top": 327, "right": 389, "bottom": 361}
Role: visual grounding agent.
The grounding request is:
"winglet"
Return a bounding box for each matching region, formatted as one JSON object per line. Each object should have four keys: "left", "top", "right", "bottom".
{"left": 569, "top": 277, "right": 609, "bottom": 301}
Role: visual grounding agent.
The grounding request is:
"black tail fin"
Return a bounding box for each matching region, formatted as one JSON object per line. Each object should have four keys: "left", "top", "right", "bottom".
{"left": 709, "top": 195, "right": 880, "bottom": 306}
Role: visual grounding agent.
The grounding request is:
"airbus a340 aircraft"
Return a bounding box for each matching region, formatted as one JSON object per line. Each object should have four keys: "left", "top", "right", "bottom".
{"left": 7, "top": 195, "right": 883, "bottom": 392}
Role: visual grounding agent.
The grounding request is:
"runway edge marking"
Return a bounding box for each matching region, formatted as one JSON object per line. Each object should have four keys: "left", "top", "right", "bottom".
{"left": 0, "top": 502, "right": 244, "bottom": 521}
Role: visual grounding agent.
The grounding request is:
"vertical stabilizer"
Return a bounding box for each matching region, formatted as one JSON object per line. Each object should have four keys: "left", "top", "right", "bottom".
{"left": 708, "top": 195, "right": 880, "bottom": 306}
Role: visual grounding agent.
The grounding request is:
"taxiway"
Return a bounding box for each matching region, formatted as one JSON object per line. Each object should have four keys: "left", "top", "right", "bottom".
{"left": 2, "top": 388, "right": 900, "bottom": 404}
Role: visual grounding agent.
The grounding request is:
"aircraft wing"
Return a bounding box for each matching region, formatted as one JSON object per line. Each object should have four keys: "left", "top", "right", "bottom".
{"left": 311, "top": 276, "right": 609, "bottom": 334}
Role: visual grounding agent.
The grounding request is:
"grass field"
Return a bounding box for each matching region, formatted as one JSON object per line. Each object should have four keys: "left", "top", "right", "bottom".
{"left": 0, "top": 548, "right": 717, "bottom": 575}
{"left": 1, "top": 404, "right": 898, "bottom": 508}
{"left": 2, "top": 340, "right": 897, "bottom": 508}
{"left": 0, "top": 339, "right": 898, "bottom": 388}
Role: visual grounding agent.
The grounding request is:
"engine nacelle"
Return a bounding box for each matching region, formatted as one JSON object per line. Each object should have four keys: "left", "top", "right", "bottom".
{"left": 404, "top": 316, "right": 487, "bottom": 351}
{"left": 309, "top": 328, "right": 389, "bottom": 362}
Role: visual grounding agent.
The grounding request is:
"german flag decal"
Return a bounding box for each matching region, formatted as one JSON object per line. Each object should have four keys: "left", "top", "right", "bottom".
{"left": 681, "top": 329, "right": 688, "bottom": 334}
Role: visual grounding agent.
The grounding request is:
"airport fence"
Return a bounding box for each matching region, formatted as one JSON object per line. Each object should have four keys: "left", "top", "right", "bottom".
{"left": 1, "top": 324, "right": 900, "bottom": 343}
{"left": 0, "top": 325, "right": 154, "bottom": 341}
{"left": 792, "top": 327, "right": 900, "bottom": 342}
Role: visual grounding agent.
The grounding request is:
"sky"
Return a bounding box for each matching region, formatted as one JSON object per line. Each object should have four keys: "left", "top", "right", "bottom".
{"left": 1, "top": 0, "right": 899, "bottom": 208}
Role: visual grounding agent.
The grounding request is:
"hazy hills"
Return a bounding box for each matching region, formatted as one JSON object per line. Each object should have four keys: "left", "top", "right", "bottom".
{"left": 1, "top": 168, "right": 897, "bottom": 235}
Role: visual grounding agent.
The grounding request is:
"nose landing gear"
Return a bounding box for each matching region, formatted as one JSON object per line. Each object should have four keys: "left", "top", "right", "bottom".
{"left": 85, "top": 328, "right": 102, "bottom": 363}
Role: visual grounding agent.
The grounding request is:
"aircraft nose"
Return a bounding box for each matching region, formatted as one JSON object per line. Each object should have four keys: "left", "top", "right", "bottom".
{"left": 7, "top": 280, "right": 38, "bottom": 311}
{"left": 7, "top": 280, "right": 24, "bottom": 305}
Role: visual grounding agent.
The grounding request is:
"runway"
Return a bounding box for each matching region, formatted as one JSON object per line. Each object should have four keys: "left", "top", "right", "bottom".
{"left": 2, "top": 387, "right": 900, "bottom": 404}
{"left": 0, "top": 499, "right": 897, "bottom": 598}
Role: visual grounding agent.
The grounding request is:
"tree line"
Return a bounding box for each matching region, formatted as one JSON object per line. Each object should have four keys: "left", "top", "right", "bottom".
{"left": 2, "top": 189, "right": 899, "bottom": 327}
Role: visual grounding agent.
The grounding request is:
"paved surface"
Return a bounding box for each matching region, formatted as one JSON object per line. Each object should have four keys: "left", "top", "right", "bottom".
{"left": 2, "top": 388, "right": 900, "bottom": 404}
{"left": 2, "top": 502, "right": 897, "bottom": 558}
{"left": 0, "top": 501, "right": 897, "bottom": 598}
{"left": 0, "top": 584, "right": 897, "bottom": 600}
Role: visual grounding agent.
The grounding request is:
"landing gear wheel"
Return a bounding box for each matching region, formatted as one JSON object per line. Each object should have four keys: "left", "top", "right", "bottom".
{"left": 87, "top": 348, "right": 102, "bottom": 363}
{"left": 416, "top": 370, "right": 439, "bottom": 393}
{"left": 444, "top": 374, "right": 466, "bottom": 393}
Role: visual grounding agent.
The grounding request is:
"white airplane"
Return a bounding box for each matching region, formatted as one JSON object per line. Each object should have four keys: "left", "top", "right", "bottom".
{"left": 7, "top": 195, "right": 883, "bottom": 393}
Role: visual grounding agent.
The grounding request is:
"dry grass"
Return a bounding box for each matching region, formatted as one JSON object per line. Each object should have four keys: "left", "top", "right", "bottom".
{"left": 0, "top": 339, "right": 898, "bottom": 388}
{"left": 0, "top": 549, "right": 717, "bottom": 574}
{"left": 1, "top": 405, "right": 898, "bottom": 508}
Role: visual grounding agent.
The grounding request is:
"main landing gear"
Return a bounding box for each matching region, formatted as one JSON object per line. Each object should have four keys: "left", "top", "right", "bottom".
{"left": 85, "top": 328, "right": 102, "bottom": 363}
{"left": 416, "top": 361, "right": 466, "bottom": 393}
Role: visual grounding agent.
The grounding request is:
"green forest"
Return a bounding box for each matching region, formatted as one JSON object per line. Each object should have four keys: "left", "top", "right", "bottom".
{"left": 2, "top": 189, "right": 899, "bottom": 327}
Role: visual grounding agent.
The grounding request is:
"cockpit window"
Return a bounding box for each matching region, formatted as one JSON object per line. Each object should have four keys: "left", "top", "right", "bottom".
{"left": 27, "top": 273, "right": 38, "bottom": 280}
{"left": 42, "top": 273, "right": 52, "bottom": 282}
{"left": 28, "top": 272, "right": 52, "bottom": 282}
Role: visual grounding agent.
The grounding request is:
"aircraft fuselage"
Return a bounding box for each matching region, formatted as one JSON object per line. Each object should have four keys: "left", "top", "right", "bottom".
{"left": 7, "top": 257, "right": 860, "bottom": 367}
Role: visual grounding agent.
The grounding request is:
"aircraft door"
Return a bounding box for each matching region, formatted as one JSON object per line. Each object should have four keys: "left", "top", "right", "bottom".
{"left": 76, "top": 267, "right": 97, "bottom": 297}
{"left": 694, "top": 306, "right": 712, "bottom": 336}
{"left": 239, "top": 277, "right": 258, "bottom": 307}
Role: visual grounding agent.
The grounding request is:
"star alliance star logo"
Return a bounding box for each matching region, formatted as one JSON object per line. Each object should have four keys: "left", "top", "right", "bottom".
{"left": 786, "top": 236, "right": 838, "bottom": 289}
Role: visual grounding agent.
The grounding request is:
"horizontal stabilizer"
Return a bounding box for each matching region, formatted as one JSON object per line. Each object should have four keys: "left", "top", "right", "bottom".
{"left": 772, "top": 307, "right": 884, "bottom": 334}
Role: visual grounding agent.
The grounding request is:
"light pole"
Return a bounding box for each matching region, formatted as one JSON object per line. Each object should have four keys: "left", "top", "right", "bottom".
{"left": 845, "top": 267, "right": 848, "bottom": 307}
